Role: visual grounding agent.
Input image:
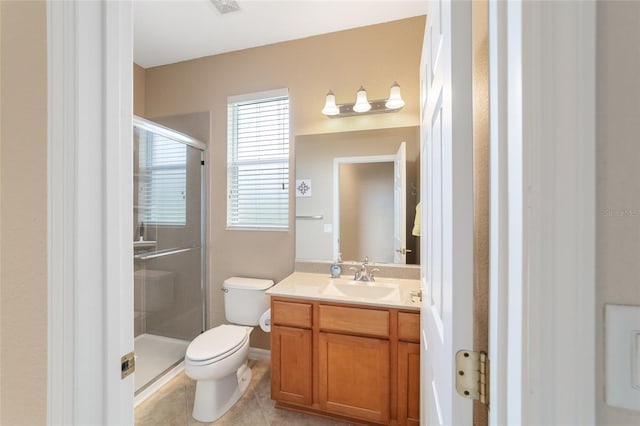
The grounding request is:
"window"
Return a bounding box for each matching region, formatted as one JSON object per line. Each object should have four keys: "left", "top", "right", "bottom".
{"left": 227, "top": 89, "right": 290, "bottom": 229}
{"left": 138, "top": 131, "right": 187, "bottom": 225}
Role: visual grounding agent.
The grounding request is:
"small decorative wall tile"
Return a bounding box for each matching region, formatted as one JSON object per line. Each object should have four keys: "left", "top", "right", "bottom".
{"left": 296, "top": 179, "right": 312, "bottom": 197}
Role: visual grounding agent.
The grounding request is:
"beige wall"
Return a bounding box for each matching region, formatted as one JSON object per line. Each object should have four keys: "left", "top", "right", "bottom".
{"left": 134, "top": 63, "right": 146, "bottom": 117}
{"left": 143, "top": 17, "right": 425, "bottom": 349}
{"left": 0, "top": 1, "right": 48, "bottom": 424}
{"left": 597, "top": 1, "right": 640, "bottom": 424}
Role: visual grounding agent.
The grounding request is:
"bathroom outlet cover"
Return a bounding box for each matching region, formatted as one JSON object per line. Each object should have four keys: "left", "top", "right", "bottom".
{"left": 605, "top": 304, "right": 640, "bottom": 411}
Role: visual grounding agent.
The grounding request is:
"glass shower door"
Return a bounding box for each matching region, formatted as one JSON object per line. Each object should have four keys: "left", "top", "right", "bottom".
{"left": 133, "top": 118, "right": 205, "bottom": 396}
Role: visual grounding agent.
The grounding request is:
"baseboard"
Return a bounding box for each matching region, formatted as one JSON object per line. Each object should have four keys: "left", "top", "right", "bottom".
{"left": 248, "top": 347, "right": 271, "bottom": 361}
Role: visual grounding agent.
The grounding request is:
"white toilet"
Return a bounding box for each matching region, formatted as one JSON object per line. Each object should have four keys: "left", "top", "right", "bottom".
{"left": 185, "top": 276, "right": 273, "bottom": 422}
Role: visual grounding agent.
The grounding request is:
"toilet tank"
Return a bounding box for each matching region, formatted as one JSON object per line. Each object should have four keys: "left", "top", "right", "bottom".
{"left": 223, "top": 277, "right": 273, "bottom": 326}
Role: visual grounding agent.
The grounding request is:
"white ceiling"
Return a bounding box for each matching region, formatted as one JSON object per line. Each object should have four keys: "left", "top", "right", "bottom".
{"left": 133, "top": 0, "right": 428, "bottom": 69}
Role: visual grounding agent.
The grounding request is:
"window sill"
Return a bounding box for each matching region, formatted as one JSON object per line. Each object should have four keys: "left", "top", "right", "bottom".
{"left": 226, "top": 226, "right": 290, "bottom": 232}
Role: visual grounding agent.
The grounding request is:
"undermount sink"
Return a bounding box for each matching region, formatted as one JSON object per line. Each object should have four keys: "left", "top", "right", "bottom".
{"left": 321, "top": 280, "right": 402, "bottom": 302}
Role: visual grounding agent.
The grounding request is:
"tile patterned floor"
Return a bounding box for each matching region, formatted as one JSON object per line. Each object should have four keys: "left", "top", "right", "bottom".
{"left": 135, "top": 359, "right": 355, "bottom": 426}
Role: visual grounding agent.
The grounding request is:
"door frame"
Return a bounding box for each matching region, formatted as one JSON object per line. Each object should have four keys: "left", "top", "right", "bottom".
{"left": 419, "top": 0, "right": 475, "bottom": 424}
{"left": 487, "top": 0, "right": 596, "bottom": 424}
{"left": 47, "top": 0, "right": 134, "bottom": 424}
{"left": 332, "top": 154, "right": 396, "bottom": 263}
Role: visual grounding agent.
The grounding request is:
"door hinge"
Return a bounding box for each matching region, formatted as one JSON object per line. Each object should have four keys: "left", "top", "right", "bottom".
{"left": 121, "top": 352, "right": 135, "bottom": 379}
{"left": 455, "top": 350, "right": 489, "bottom": 406}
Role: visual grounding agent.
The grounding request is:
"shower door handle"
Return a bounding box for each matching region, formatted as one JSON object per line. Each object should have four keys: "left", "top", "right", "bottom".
{"left": 134, "top": 246, "right": 199, "bottom": 261}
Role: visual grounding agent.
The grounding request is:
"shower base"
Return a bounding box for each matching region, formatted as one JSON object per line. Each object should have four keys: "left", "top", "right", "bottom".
{"left": 134, "top": 334, "right": 189, "bottom": 406}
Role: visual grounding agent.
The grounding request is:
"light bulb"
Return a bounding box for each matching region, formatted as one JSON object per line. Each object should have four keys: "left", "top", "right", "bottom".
{"left": 385, "top": 81, "right": 405, "bottom": 109}
{"left": 353, "top": 86, "right": 371, "bottom": 113}
{"left": 321, "top": 90, "right": 339, "bottom": 116}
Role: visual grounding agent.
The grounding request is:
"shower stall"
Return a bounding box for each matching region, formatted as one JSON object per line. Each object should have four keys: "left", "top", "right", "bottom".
{"left": 133, "top": 117, "right": 206, "bottom": 402}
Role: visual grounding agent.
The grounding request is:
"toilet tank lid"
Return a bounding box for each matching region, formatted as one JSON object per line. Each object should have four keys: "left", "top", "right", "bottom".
{"left": 223, "top": 276, "right": 274, "bottom": 290}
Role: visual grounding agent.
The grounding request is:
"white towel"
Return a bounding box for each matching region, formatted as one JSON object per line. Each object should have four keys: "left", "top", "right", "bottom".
{"left": 412, "top": 202, "right": 421, "bottom": 237}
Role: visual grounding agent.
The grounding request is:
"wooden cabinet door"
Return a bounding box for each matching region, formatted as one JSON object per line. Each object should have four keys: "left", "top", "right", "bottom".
{"left": 318, "top": 332, "right": 390, "bottom": 423}
{"left": 271, "top": 325, "right": 312, "bottom": 405}
{"left": 398, "top": 342, "right": 420, "bottom": 426}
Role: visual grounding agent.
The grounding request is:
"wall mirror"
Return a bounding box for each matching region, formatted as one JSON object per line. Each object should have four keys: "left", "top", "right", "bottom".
{"left": 295, "top": 126, "right": 420, "bottom": 265}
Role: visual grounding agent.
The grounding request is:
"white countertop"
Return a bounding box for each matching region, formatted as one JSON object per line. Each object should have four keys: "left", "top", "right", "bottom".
{"left": 266, "top": 271, "right": 421, "bottom": 311}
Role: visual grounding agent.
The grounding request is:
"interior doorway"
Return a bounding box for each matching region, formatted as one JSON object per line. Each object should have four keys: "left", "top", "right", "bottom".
{"left": 333, "top": 143, "right": 407, "bottom": 264}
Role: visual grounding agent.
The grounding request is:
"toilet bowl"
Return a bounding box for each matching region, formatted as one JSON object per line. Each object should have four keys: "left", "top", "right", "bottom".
{"left": 184, "top": 277, "right": 273, "bottom": 422}
{"left": 185, "top": 325, "right": 253, "bottom": 422}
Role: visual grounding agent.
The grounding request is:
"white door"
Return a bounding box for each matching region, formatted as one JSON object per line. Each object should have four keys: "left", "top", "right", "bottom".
{"left": 420, "top": 0, "right": 474, "bottom": 425}
{"left": 487, "top": 1, "right": 597, "bottom": 424}
{"left": 393, "top": 142, "right": 407, "bottom": 264}
{"left": 48, "top": 1, "right": 134, "bottom": 423}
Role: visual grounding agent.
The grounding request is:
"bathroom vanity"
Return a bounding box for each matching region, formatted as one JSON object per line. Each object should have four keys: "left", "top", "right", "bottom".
{"left": 267, "top": 272, "right": 420, "bottom": 426}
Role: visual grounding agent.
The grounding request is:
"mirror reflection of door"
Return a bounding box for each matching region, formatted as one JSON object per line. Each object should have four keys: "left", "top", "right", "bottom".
{"left": 393, "top": 142, "right": 407, "bottom": 264}
{"left": 295, "top": 127, "right": 420, "bottom": 265}
{"left": 334, "top": 142, "right": 407, "bottom": 264}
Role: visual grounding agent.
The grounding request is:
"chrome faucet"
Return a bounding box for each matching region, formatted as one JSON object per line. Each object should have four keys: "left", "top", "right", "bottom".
{"left": 350, "top": 257, "right": 379, "bottom": 282}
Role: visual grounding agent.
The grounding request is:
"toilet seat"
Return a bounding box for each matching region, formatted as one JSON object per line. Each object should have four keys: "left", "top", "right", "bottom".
{"left": 186, "top": 324, "right": 250, "bottom": 366}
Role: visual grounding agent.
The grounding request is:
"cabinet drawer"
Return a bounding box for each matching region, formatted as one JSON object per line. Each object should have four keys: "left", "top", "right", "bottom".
{"left": 272, "top": 300, "right": 312, "bottom": 328}
{"left": 319, "top": 305, "right": 389, "bottom": 338}
{"left": 398, "top": 312, "right": 420, "bottom": 342}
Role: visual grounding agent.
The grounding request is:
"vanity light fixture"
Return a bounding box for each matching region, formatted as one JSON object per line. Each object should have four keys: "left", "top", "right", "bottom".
{"left": 322, "top": 81, "right": 405, "bottom": 118}
{"left": 353, "top": 86, "right": 372, "bottom": 113}
{"left": 385, "top": 81, "right": 406, "bottom": 109}
{"left": 321, "top": 90, "right": 340, "bottom": 116}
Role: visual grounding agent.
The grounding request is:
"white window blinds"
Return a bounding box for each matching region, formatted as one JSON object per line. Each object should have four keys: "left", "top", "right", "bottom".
{"left": 227, "top": 90, "right": 289, "bottom": 228}
{"left": 138, "top": 131, "right": 187, "bottom": 225}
